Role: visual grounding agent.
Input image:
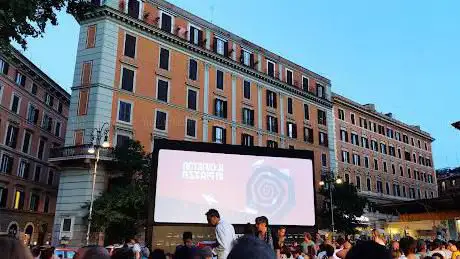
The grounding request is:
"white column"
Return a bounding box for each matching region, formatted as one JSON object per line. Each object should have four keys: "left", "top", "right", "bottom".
{"left": 232, "top": 43, "right": 237, "bottom": 61}
{"left": 327, "top": 108, "right": 338, "bottom": 174}
{"left": 279, "top": 64, "right": 283, "bottom": 81}
{"left": 205, "top": 30, "right": 211, "bottom": 50}
{"left": 257, "top": 54, "right": 262, "bottom": 72}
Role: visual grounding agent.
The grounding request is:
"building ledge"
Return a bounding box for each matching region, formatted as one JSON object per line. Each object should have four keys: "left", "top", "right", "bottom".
{"left": 49, "top": 145, "right": 115, "bottom": 162}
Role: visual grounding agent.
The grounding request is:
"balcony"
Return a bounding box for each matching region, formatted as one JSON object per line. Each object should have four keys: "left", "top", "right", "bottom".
{"left": 49, "top": 144, "right": 115, "bottom": 162}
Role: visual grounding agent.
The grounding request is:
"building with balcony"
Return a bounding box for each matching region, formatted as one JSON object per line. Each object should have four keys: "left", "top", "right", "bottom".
{"left": 0, "top": 48, "right": 70, "bottom": 245}
{"left": 333, "top": 94, "right": 438, "bottom": 227}
{"left": 437, "top": 167, "right": 460, "bottom": 197}
{"left": 50, "top": 0, "right": 335, "bottom": 248}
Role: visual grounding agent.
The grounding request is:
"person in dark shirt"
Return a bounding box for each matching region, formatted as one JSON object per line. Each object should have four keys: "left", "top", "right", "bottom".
{"left": 345, "top": 240, "right": 391, "bottom": 259}
{"left": 273, "top": 226, "right": 286, "bottom": 258}
{"left": 255, "top": 216, "right": 274, "bottom": 250}
{"left": 174, "top": 232, "right": 197, "bottom": 259}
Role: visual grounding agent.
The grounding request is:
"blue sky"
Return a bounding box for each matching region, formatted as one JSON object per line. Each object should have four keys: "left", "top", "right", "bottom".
{"left": 16, "top": 0, "right": 460, "bottom": 168}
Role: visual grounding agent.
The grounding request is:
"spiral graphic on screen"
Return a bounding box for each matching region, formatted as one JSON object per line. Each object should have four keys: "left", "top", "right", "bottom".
{"left": 246, "top": 164, "right": 295, "bottom": 220}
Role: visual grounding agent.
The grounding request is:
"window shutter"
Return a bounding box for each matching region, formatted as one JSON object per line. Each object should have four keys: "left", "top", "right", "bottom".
{"left": 20, "top": 75, "right": 26, "bottom": 87}
{"left": 240, "top": 49, "right": 244, "bottom": 63}
{"left": 189, "top": 27, "right": 195, "bottom": 44}
{"left": 86, "top": 25, "right": 97, "bottom": 48}
{"left": 7, "top": 158, "right": 13, "bottom": 174}
{"left": 0, "top": 188, "right": 7, "bottom": 207}
{"left": 11, "top": 128, "right": 18, "bottom": 148}
{"left": 3, "top": 62, "right": 9, "bottom": 75}
{"left": 214, "top": 99, "right": 218, "bottom": 116}
{"left": 266, "top": 90, "right": 270, "bottom": 106}
{"left": 212, "top": 127, "right": 216, "bottom": 142}
{"left": 223, "top": 101, "right": 227, "bottom": 118}
{"left": 250, "top": 53, "right": 254, "bottom": 67}
{"left": 241, "top": 134, "right": 244, "bottom": 145}
{"left": 198, "top": 30, "right": 203, "bottom": 46}
{"left": 273, "top": 93, "right": 277, "bottom": 108}
{"left": 23, "top": 163, "right": 29, "bottom": 180}
{"left": 250, "top": 135, "right": 254, "bottom": 146}
{"left": 224, "top": 41, "right": 229, "bottom": 57}
{"left": 222, "top": 128, "right": 227, "bottom": 144}
{"left": 266, "top": 116, "right": 270, "bottom": 131}
{"left": 286, "top": 122, "right": 289, "bottom": 137}
{"left": 293, "top": 124, "right": 297, "bottom": 138}
{"left": 213, "top": 38, "right": 217, "bottom": 53}
{"left": 274, "top": 118, "right": 278, "bottom": 133}
{"left": 250, "top": 110, "right": 254, "bottom": 126}
{"left": 81, "top": 62, "right": 92, "bottom": 86}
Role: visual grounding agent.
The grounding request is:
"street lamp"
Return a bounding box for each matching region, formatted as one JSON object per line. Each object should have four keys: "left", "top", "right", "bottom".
{"left": 85, "top": 122, "right": 110, "bottom": 245}
{"left": 452, "top": 121, "right": 460, "bottom": 131}
{"left": 319, "top": 172, "right": 343, "bottom": 234}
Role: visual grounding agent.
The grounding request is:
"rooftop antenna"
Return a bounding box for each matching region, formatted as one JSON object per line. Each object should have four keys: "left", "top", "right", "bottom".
{"left": 209, "top": 1, "right": 215, "bottom": 23}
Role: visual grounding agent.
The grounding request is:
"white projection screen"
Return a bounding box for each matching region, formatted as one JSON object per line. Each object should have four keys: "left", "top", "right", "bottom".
{"left": 154, "top": 147, "right": 316, "bottom": 226}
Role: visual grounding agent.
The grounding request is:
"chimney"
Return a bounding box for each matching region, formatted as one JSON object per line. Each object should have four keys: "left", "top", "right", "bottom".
{"left": 412, "top": 125, "right": 421, "bottom": 130}
{"left": 363, "top": 104, "right": 376, "bottom": 112}
{"left": 385, "top": 113, "right": 393, "bottom": 118}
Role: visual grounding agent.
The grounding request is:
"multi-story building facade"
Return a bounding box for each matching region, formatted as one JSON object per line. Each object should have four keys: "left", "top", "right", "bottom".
{"left": 333, "top": 94, "right": 437, "bottom": 209}
{"left": 50, "top": 0, "right": 335, "bottom": 248}
{"left": 437, "top": 167, "right": 460, "bottom": 197}
{"left": 0, "top": 48, "right": 70, "bottom": 245}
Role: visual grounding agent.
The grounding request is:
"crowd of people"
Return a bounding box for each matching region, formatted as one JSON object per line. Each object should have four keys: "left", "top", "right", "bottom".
{"left": 2, "top": 208, "right": 460, "bottom": 259}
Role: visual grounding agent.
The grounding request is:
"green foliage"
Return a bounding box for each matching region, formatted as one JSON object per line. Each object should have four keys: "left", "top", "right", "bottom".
{"left": 0, "top": 0, "right": 95, "bottom": 50}
{"left": 89, "top": 139, "right": 150, "bottom": 244}
{"left": 319, "top": 181, "right": 368, "bottom": 235}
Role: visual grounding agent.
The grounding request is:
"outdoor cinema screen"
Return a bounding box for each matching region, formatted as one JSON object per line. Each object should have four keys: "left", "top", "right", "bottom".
{"left": 154, "top": 149, "right": 315, "bottom": 226}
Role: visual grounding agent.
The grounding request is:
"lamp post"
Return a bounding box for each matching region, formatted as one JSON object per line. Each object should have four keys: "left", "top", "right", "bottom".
{"left": 319, "top": 173, "right": 343, "bottom": 234}
{"left": 85, "top": 122, "right": 110, "bottom": 246}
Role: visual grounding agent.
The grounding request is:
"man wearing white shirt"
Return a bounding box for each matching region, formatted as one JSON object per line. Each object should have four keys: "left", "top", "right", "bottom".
{"left": 206, "top": 209, "right": 236, "bottom": 259}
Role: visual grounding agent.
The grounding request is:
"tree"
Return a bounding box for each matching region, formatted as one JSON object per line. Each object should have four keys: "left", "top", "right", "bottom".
{"left": 319, "top": 181, "right": 368, "bottom": 235}
{"left": 89, "top": 139, "right": 151, "bottom": 244}
{"left": 0, "top": 0, "right": 95, "bottom": 50}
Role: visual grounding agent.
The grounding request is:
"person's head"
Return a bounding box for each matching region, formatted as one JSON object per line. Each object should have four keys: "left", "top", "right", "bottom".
{"left": 182, "top": 232, "right": 193, "bottom": 248}
{"left": 40, "top": 248, "right": 53, "bottom": 259}
{"left": 391, "top": 240, "right": 400, "bottom": 251}
{"left": 74, "top": 246, "right": 110, "bottom": 259}
{"left": 336, "top": 237, "right": 346, "bottom": 249}
{"left": 31, "top": 246, "right": 41, "bottom": 258}
{"left": 292, "top": 248, "right": 302, "bottom": 258}
{"left": 227, "top": 235, "right": 275, "bottom": 259}
{"left": 447, "top": 240, "right": 457, "bottom": 252}
{"left": 400, "top": 236, "right": 416, "bottom": 256}
{"left": 304, "top": 232, "right": 312, "bottom": 242}
{"left": 391, "top": 249, "right": 401, "bottom": 259}
{"left": 205, "top": 209, "right": 220, "bottom": 226}
{"left": 149, "top": 249, "right": 166, "bottom": 259}
{"left": 345, "top": 240, "right": 392, "bottom": 259}
{"left": 417, "top": 239, "right": 427, "bottom": 252}
{"left": 255, "top": 216, "right": 269, "bottom": 232}
{"left": 0, "top": 236, "right": 33, "bottom": 259}
{"left": 124, "top": 238, "right": 135, "bottom": 246}
{"left": 325, "top": 244, "right": 335, "bottom": 257}
{"left": 243, "top": 223, "right": 254, "bottom": 236}
{"left": 371, "top": 229, "right": 386, "bottom": 245}
{"left": 278, "top": 227, "right": 286, "bottom": 238}
{"left": 431, "top": 239, "right": 442, "bottom": 250}
{"left": 111, "top": 247, "right": 134, "bottom": 259}
{"left": 431, "top": 252, "right": 444, "bottom": 259}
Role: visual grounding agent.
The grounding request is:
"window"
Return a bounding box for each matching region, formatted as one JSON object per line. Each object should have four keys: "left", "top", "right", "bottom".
{"left": 340, "top": 129, "right": 348, "bottom": 142}
{"left": 287, "top": 98, "right": 293, "bottom": 114}
{"left": 364, "top": 157, "right": 369, "bottom": 168}
{"left": 361, "top": 137, "right": 369, "bottom": 149}
{"left": 367, "top": 178, "right": 371, "bottom": 191}
{"left": 378, "top": 125, "right": 385, "bottom": 135}
{"left": 351, "top": 133, "right": 359, "bottom": 146}
{"left": 241, "top": 49, "right": 252, "bottom": 66}
{"left": 304, "top": 104, "right": 309, "bottom": 120}
{"left": 0, "top": 186, "right": 7, "bottom": 208}
{"left": 189, "top": 59, "right": 198, "bottom": 80}
{"left": 118, "top": 101, "right": 132, "bottom": 123}
{"left": 58, "top": 102, "right": 63, "bottom": 114}
{"left": 399, "top": 166, "right": 403, "bottom": 176}
{"left": 14, "top": 190, "right": 25, "bottom": 210}
{"left": 212, "top": 126, "right": 226, "bottom": 144}
{"left": 78, "top": 89, "right": 89, "bottom": 116}
{"left": 386, "top": 182, "right": 390, "bottom": 195}
{"left": 189, "top": 25, "right": 202, "bottom": 46}
{"left": 243, "top": 80, "right": 251, "bottom": 99}
{"left": 22, "top": 131, "right": 32, "bottom": 154}
{"left": 186, "top": 119, "right": 196, "bottom": 138}
{"left": 267, "top": 115, "right": 278, "bottom": 133}
{"left": 159, "top": 48, "right": 170, "bottom": 70}
{"left": 352, "top": 154, "right": 361, "bottom": 166}
{"left": 345, "top": 174, "right": 350, "bottom": 183}
{"left": 160, "top": 11, "right": 173, "bottom": 32}
{"left": 403, "top": 186, "right": 407, "bottom": 197}
{"left": 0, "top": 59, "right": 9, "bottom": 74}
{"left": 397, "top": 148, "right": 402, "bottom": 159}
{"left": 267, "top": 60, "right": 275, "bottom": 77}
{"left": 426, "top": 158, "right": 432, "bottom": 167}
{"left": 411, "top": 137, "right": 415, "bottom": 146}
{"left": 318, "top": 132, "right": 328, "bottom": 147}
{"left": 417, "top": 140, "right": 421, "bottom": 149}
{"left": 121, "top": 67, "right": 135, "bottom": 92}
{"left": 155, "top": 110, "right": 167, "bottom": 131}
{"left": 214, "top": 98, "right": 227, "bottom": 118}
{"left": 214, "top": 37, "right": 227, "bottom": 56}
{"left": 380, "top": 143, "right": 387, "bottom": 154}
{"left": 391, "top": 164, "right": 396, "bottom": 174}
{"left": 216, "top": 70, "right": 224, "bottom": 89}
{"left": 371, "top": 140, "right": 378, "bottom": 152}
{"left": 30, "top": 193, "right": 40, "bottom": 212}
{"left": 124, "top": 33, "right": 136, "bottom": 58}
{"left": 115, "top": 134, "right": 130, "bottom": 147}
{"left": 302, "top": 76, "right": 309, "bottom": 92}
{"left": 286, "top": 122, "right": 297, "bottom": 139}
{"left": 403, "top": 134, "right": 409, "bottom": 144}
{"left": 37, "top": 138, "right": 46, "bottom": 160}
{"left": 413, "top": 153, "right": 417, "bottom": 163}
{"left": 62, "top": 218, "right": 72, "bottom": 232}
{"left": 55, "top": 122, "right": 61, "bottom": 137}
{"left": 267, "top": 140, "right": 278, "bottom": 148}
{"left": 407, "top": 168, "right": 411, "bottom": 178}
{"left": 0, "top": 154, "right": 13, "bottom": 174}
{"left": 386, "top": 128, "right": 394, "bottom": 138}
{"left": 374, "top": 159, "right": 379, "bottom": 170}
{"left": 15, "top": 71, "right": 26, "bottom": 86}
{"left": 316, "top": 83, "right": 325, "bottom": 98}
{"left": 47, "top": 170, "right": 54, "bottom": 185}
{"left": 5, "top": 124, "right": 19, "bottom": 148}
{"left": 321, "top": 153, "right": 327, "bottom": 167}
{"left": 34, "top": 166, "right": 41, "bottom": 182}
{"left": 405, "top": 151, "right": 411, "bottom": 161}
{"left": 187, "top": 88, "right": 197, "bottom": 110}
{"left": 74, "top": 130, "right": 85, "bottom": 146}
{"left": 377, "top": 181, "right": 383, "bottom": 193}
{"left": 86, "top": 25, "right": 97, "bottom": 48}
{"left": 44, "top": 196, "right": 50, "bottom": 213}
{"left": 31, "top": 84, "right": 38, "bottom": 95}
{"left": 318, "top": 110, "right": 327, "bottom": 126}
{"left": 389, "top": 146, "right": 395, "bottom": 156}
{"left": 356, "top": 176, "right": 361, "bottom": 190}
{"left": 304, "top": 127, "right": 313, "bottom": 143}
{"left": 338, "top": 109, "right": 345, "bottom": 120}
{"left": 156, "top": 78, "right": 169, "bottom": 102}
{"left": 242, "top": 108, "right": 254, "bottom": 126}
{"left": 81, "top": 61, "right": 92, "bottom": 86}
{"left": 359, "top": 117, "right": 368, "bottom": 129}
{"left": 383, "top": 161, "right": 387, "bottom": 172}
{"left": 286, "top": 69, "right": 293, "bottom": 85}
{"left": 350, "top": 113, "right": 355, "bottom": 125}
{"left": 395, "top": 132, "right": 401, "bottom": 141}
{"left": 424, "top": 142, "right": 428, "bottom": 150}
{"left": 127, "top": 0, "right": 140, "bottom": 19}
{"left": 241, "top": 134, "right": 254, "bottom": 147}
{"left": 17, "top": 160, "right": 30, "bottom": 179}
{"left": 42, "top": 114, "right": 53, "bottom": 132}
{"left": 11, "top": 94, "right": 20, "bottom": 113}
{"left": 266, "top": 90, "right": 277, "bottom": 108}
